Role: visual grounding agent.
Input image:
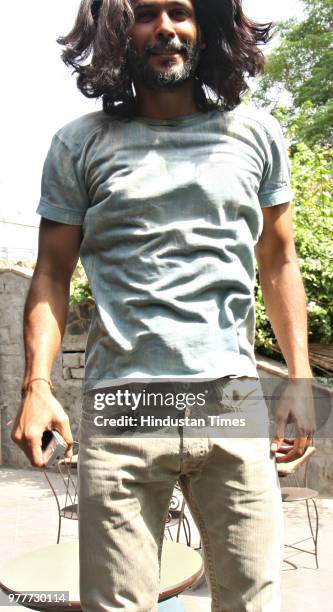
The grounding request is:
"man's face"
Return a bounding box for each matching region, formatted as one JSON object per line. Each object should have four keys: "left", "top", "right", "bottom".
{"left": 128, "top": 0, "right": 202, "bottom": 90}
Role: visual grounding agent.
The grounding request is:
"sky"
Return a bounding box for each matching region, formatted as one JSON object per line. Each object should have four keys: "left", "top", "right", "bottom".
{"left": 1, "top": 0, "right": 304, "bottom": 249}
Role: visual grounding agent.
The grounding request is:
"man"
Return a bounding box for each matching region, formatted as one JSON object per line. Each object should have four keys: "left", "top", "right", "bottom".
{"left": 12, "top": 0, "right": 314, "bottom": 610}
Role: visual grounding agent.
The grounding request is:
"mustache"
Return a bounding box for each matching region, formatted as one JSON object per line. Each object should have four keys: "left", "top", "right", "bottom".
{"left": 144, "top": 40, "right": 190, "bottom": 56}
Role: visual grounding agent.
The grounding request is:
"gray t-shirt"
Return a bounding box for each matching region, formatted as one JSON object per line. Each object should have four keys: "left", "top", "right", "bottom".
{"left": 37, "top": 105, "right": 293, "bottom": 389}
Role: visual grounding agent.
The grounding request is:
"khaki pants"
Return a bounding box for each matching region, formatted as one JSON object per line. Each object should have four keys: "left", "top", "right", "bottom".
{"left": 78, "top": 379, "right": 283, "bottom": 611}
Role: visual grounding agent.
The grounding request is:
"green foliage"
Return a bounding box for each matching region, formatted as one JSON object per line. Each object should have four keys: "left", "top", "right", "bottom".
{"left": 254, "top": 284, "right": 275, "bottom": 355}
{"left": 255, "top": 144, "right": 333, "bottom": 355}
{"left": 253, "top": 0, "right": 333, "bottom": 147}
{"left": 70, "top": 263, "right": 92, "bottom": 305}
{"left": 292, "top": 145, "right": 333, "bottom": 342}
{"left": 252, "top": 0, "right": 333, "bottom": 358}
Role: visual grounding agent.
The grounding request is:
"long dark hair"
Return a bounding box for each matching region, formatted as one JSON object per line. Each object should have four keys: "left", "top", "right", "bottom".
{"left": 58, "top": 0, "right": 273, "bottom": 117}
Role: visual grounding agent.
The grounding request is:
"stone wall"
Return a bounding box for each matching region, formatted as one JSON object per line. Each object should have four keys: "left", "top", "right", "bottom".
{"left": 62, "top": 301, "right": 94, "bottom": 381}
{"left": 0, "top": 266, "right": 93, "bottom": 468}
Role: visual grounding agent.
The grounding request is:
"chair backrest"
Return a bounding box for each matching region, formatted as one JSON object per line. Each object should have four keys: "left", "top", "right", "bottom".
{"left": 43, "top": 442, "right": 79, "bottom": 529}
{"left": 58, "top": 445, "right": 79, "bottom": 517}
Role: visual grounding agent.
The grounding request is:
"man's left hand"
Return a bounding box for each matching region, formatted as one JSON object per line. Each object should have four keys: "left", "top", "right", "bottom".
{"left": 270, "top": 378, "right": 316, "bottom": 462}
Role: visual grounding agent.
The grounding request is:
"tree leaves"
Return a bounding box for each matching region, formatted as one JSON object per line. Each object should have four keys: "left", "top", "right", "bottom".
{"left": 252, "top": 0, "right": 333, "bottom": 147}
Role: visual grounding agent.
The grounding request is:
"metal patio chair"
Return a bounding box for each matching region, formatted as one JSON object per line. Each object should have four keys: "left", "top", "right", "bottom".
{"left": 277, "top": 444, "right": 319, "bottom": 569}
{"left": 43, "top": 442, "right": 79, "bottom": 544}
{"left": 164, "top": 483, "right": 192, "bottom": 547}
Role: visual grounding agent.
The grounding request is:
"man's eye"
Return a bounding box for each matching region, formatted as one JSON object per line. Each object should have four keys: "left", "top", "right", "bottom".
{"left": 171, "top": 9, "right": 189, "bottom": 20}
{"left": 135, "top": 10, "right": 156, "bottom": 22}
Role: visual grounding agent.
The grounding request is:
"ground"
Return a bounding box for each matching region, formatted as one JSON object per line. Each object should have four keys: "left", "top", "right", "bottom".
{"left": 0, "top": 467, "right": 333, "bottom": 611}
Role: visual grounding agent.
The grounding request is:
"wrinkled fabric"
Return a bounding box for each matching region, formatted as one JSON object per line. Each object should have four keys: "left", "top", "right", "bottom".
{"left": 37, "top": 106, "right": 293, "bottom": 388}
{"left": 78, "top": 378, "right": 283, "bottom": 611}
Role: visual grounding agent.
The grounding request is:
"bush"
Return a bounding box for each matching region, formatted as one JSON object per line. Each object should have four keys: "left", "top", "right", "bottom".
{"left": 255, "top": 143, "right": 333, "bottom": 356}
{"left": 70, "top": 264, "right": 92, "bottom": 305}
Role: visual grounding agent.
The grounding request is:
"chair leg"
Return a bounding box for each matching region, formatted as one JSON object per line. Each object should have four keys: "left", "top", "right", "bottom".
{"left": 182, "top": 515, "right": 191, "bottom": 547}
{"left": 44, "top": 471, "right": 62, "bottom": 544}
{"left": 56, "top": 515, "right": 62, "bottom": 545}
{"left": 165, "top": 526, "right": 174, "bottom": 542}
{"left": 176, "top": 498, "right": 185, "bottom": 543}
{"left": 175, "top": 499, "right": 192, "bottom": 547}
{"left": 194, "top": 537, "right": 202, "bottom": 551}
{"left": 306, "top": 498, "right": 319, "bottom": 569}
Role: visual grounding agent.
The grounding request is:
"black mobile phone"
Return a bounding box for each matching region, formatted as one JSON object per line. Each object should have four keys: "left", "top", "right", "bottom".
{"left": 41, "top": 430, "right": 67, "bottom": 467}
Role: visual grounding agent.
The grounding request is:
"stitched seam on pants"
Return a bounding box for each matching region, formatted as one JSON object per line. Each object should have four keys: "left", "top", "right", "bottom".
{"left": 152, "top": 492, "right": 178, "bottom": 612}
{"left": 158, "top": 497, "right": 174, "bottom": 558}
{"left": 183, "top": 479, "right": 221, "bottom": 612}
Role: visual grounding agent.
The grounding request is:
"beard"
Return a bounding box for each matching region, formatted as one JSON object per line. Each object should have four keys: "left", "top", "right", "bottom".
{"left": 127, "top": 36, "right": 201, "bottom": 91}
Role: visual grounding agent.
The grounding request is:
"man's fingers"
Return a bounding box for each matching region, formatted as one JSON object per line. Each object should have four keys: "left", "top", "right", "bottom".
{"left": 28, "top": 439, "right": 45, "bottom": 468}
{"left": 275, "top": 437, "right": 309, "bottom": 463}
{"left": 270, "top": 408, "right": 288, "bottom": 452}
{"left": 64, "top": 445, "right": 74, "bottom": 460}
{"left": 11, "top": 392, "right": 73, "bottom": 466}
{"left": 273, "top": 413, "right": 287, "bottom": 441}
{"left": 293, "top": 416, "right": 316, "bottom": 438}
{"left": 53, "top": 416, "right": 74, "bottom": 458}
{"left": 270, "top": 436, "right": 284, "bottom": 453}
{"left": 11, "top": 425, "right": 44, "bottom": 467}
{"left": 21, "top": 432, "right": 45, "bottom": 468}
{"left": 275, "top": 445, "right": 291, "bottom": 455}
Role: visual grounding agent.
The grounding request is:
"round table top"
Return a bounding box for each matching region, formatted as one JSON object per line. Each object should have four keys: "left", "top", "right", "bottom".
{"left": 0, "top": 540, "right": 203, "bottom": 609}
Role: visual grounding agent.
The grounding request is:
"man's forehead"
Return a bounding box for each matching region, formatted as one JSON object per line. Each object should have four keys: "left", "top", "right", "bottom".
{"left": 132, "top": 0, "right": 194, "bottom": 9}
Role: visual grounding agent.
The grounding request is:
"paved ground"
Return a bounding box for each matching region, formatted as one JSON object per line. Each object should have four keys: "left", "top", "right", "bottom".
{"left": 0, "top": 467, "right": 332, "bottom": 611}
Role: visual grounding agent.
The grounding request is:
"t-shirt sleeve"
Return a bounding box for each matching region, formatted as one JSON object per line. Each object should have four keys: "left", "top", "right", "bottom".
{"left": 37, "top": 133, "right": 89, "bottom": 225}
{"left": 258, "top": 117, "right": 294, "bottom": 208}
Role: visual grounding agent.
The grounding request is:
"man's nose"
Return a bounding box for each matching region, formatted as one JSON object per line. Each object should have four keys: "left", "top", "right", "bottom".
{"left": 155, "top": 12, "right": 176, "bottom": 40}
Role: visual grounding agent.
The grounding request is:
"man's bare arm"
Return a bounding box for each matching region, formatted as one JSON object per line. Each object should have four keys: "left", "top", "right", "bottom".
{"left": 11, "top": 218, "right": 82, "bottom": 467}
{"left": 255, "top": 203, "right": 312, "bottom": 378}
{"left": 255, "top": 203, "right": 314, "bottom": 459}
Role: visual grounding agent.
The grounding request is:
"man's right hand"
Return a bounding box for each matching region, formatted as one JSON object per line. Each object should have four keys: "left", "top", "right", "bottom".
{"left": 11, "top": 379, "right": 73, "bottom": 468}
